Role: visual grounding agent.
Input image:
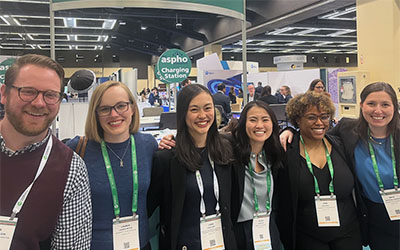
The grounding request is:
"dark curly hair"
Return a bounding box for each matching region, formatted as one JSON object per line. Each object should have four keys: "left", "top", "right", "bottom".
{"left": 286, "top": 92, "right": 335, "bottom": 128}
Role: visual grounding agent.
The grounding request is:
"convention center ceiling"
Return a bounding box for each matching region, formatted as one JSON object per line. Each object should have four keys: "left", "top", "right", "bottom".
{"left": 0, "top": 0, "right": 356, "bottom": 57}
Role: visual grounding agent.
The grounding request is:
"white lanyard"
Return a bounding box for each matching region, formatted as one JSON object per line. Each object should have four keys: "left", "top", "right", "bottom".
{"left": 195, "top": 154, "right": 220, "bottom": 216}
{"left": 10, "top": 136, "right": 53, "bottom": 220}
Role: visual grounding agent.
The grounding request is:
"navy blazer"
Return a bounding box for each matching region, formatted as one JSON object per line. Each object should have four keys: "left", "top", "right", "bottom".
{"left": 147, "top": 149, "right": 237, "bottom": 250}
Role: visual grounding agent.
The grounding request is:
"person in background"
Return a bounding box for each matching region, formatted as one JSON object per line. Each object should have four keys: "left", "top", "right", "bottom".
{"left": 255, "top": 82, "right": 263, "bottom": 95}
{"left": 147, "top": 84, "right": 237, "bottom": 250}
{"left": 231, "top": 101, "right": 284, "bottom": 249}
{"left": 259, "top": 85, "right": 278, "bottom": 105}
{"left": 0, "top": 54, "right": 92, "bottom": 249}
{"left": 149, "top": 87, "right": 160, "bottom": 106}
{"left": 238, "top": 88, "right": 244, "bottom": 98}
{"left": 277, "top": 92, "right": 362, "bottom": 250}
{"left": 308, "top": 79, "right": 331, "bottom": 97}
{"left": 229, "top": 87, "right": 237, "bottom": 104}
{"left": 180, "top": 78, "right": 191, "bottom": 89}
{"left": 275, "top": 85, "right": 292, "bottom": 104}
{"left": 279, "top": 82, "right": 400, "bottom": 250}
{"left": 67, "top": 81, "right": 158, "bottom": 250}
{"left": 247, "top": 83, "right": 260, "bottom": 102}
{"left": 213, "top": 83, "right": 231, "bottom": 122}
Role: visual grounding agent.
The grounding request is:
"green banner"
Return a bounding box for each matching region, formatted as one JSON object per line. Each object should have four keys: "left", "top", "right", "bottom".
{"left": 156, "top": 49, "right": 191, "bottom": 84}
{"left": 52, "top": 0, "right": 244, "bottom": 19}
{"left": 0, "top": 57, "right": 16, "bottom": 85}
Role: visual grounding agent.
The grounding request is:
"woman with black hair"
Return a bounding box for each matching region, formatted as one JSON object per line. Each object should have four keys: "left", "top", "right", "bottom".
{"left": 231, "top": 101, "right": 284, "bottom": 250}
{"left": 147, "top": 84, "right": 237, "bottom": 250}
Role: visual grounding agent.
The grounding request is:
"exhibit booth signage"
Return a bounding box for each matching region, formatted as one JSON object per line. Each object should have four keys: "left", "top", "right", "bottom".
{"left": 156, "top": 49, "right": 191, "bottom": 84}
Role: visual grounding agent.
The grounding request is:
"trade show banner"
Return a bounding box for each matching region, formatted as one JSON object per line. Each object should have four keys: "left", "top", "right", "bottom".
{"left": 156, "top": 49, "right": 191, "bottom": 84}
{"left": 52, "top": 0, "right": 244, "bottom": 19}
{"left": 0, "top": 56, "right": 16, "bottom": 84}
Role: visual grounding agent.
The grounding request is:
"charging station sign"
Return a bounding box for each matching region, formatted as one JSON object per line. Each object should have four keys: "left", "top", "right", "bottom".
{"left": 156, "top": 49, "right": 191, "bottom": 84}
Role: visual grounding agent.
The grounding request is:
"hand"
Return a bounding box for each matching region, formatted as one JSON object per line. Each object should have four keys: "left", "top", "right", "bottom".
{"left": 279, "top": 130, "right": 294, "bottom": 151}
{"left": 158, "top": 134, "right": 176, "bottom": 149}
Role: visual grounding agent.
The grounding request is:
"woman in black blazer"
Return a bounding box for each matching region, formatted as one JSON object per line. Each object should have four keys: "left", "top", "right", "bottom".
{"left": 277, "top": 92, "right": 361, "bottom": 250}
{"left": 230, "top": 101, "right": 284, "bottom": 250}
{"left": 147, "top": 84, "right": 237, "bottom": 250}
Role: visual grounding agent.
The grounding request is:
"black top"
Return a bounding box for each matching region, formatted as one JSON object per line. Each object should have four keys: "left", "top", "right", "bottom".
{"left": 177, "top": 148, "right": 217, "bottom": 249}
{"left": 276, "top": 133, "right": 359, "bottom": 250}
{"left": 258, "top": 95, "right": 278, "bottom": 105}
{"left": 296, "top": 147, "right": 358, "bottom": 241}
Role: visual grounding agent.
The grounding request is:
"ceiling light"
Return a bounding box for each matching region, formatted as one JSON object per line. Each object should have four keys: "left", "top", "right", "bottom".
{"left": 106, "top": 44, "right": 111, "bottom": 49}
{"left": 175, "top": 14, "right": 182, "bottom": 29}
{"left": 141, "top": 25, "right": 147, "bottom": 31}
{"left": 119, "top": 20, "right": 126, "bottom": 25}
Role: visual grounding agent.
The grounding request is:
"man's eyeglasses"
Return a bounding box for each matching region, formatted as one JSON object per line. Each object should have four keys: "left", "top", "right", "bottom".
{"left": 10, "top": 86, "right": 62, "bottom": 105}
{"left": 96, "top": 101, "right": 132, "bottom": 117}
{"left": 304, "top": 114, "right": 331, "bottom": 123}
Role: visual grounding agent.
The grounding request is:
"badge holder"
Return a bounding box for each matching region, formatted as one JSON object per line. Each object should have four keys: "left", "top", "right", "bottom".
{"left": 0, "top": 216, "right": 17, "bottom": 249}
{"left": 252, "top": 212, "right": 272, "bottom": 250}
{"left": 200, "top": 214, "right": 225, "bottom": 250}
{"left": 380, "top": 187, "right": 400, "bottom": 221}
{"left": 315, "top": 194, "right": 340, "bottom": 227}
{"left": 113, "top": 214, "right": 140, "bottom": 250}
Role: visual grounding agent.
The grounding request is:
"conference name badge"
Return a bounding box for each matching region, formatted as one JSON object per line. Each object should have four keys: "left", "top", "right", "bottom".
{"left": 252, "top": 212, "right": 272, "bottom": 250}
{"left": 0, "top": 216, "right": 17, "bottom": 249}
{"left": 200, "top": 214, "right": 224, "bottom": 250}
{"left": 315, "top": 195, "right": 340, "bottom": 227}
{"left": 113, "top": 215, "right": 139, "bottom": 250}
{"left": 380, "top": 189, "right": 400, "bottom": 221}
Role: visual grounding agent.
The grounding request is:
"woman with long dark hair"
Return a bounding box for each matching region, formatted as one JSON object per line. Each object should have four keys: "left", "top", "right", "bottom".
{"left": 231, "top": 101, "right": 284, "bottom": 249}
{"left": 147, "top": 84, "right": 237, "bottom": 250}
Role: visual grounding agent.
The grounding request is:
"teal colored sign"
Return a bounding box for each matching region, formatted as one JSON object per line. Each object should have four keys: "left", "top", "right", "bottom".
{"left": 0, "top": 57, "right": 16, "bottom": 84}
{"left": 52, "top": 0, "right": 244, "bottom": 19}
{"left": 156, "top": 49, "right": 191, "bottom": 84}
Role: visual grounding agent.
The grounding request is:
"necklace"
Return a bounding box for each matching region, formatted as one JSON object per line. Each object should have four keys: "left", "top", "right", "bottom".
{"left": 106, "top": 140, "right": 130, "bottom": 167}
{"left": 369, "top": 136, "right": 384, "bottom": 145}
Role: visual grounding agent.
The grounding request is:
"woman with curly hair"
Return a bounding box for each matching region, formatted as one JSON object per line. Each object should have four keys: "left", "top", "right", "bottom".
{"left": 277, "top": 92, "right": 361, "bottom": 250}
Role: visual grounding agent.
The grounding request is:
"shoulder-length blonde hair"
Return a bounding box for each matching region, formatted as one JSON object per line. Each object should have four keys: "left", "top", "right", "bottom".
{"left": 85, "top": 81, "right": 140, "bottom": 142}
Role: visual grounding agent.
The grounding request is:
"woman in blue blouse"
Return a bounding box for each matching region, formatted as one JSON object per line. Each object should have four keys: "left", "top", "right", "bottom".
{"left": 67, "top": 81, "right": 158, "bottom": 250}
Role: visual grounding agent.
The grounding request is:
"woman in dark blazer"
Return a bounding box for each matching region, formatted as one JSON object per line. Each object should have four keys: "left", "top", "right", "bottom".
{"left": 277, "top": 93, "right": 361, "bottom": 250}
{"left": 147, "top": 84, "right": 237, "bottom": 250}
{"left": 230, "top": 101, "right": 284, "bottom": 250}
{"left": 328, "top": 82, "right": 400, "bottom": 250}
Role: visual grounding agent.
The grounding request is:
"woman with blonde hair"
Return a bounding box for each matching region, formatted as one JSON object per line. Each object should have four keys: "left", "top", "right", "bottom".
{"left": 67, "top": 81, "right": 158, "bottom": 250}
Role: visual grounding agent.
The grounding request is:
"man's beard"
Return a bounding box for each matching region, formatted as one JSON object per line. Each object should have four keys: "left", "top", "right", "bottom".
{"left": 5, "top": 104, "right": 54, "bottom": 137}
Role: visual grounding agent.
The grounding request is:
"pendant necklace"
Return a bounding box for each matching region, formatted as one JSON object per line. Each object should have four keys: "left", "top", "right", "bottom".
{"left": 369, "top": 136, "right": 384, "bottom": 145}
{"left": 106, "top": 140, "right": 130, "bottom": 167}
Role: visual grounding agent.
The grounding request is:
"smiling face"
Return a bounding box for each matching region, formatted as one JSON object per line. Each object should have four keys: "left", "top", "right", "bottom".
{"left": 185, "top": 91, "right": 214, "bottom": 146}
{"left": 97, "top": 86, "right": 134, "bottom": 142}
{"left": 1, "top": 64, "right": 61, "bottom": 138}
{"left": 245, "top": 106, "right": 273, "bottom": 150}
{"left": 360, "top": 91, "right": 394, "bottom": 136}
{"left": 297, "top": 106, "right": 330, "bottom": 142}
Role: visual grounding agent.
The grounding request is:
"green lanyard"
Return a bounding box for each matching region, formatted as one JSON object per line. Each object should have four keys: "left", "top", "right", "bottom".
{"left": 300, "top": 135, "right": 335, "bottom": 196}
{"left": 101, "top": 135, "right": 138, "bottom": 218}
{"left": 247, "top": 151, "right": 272, "bottom": 213}
{"left": 367, "top": 129, "right": 398, "bottom": 191}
